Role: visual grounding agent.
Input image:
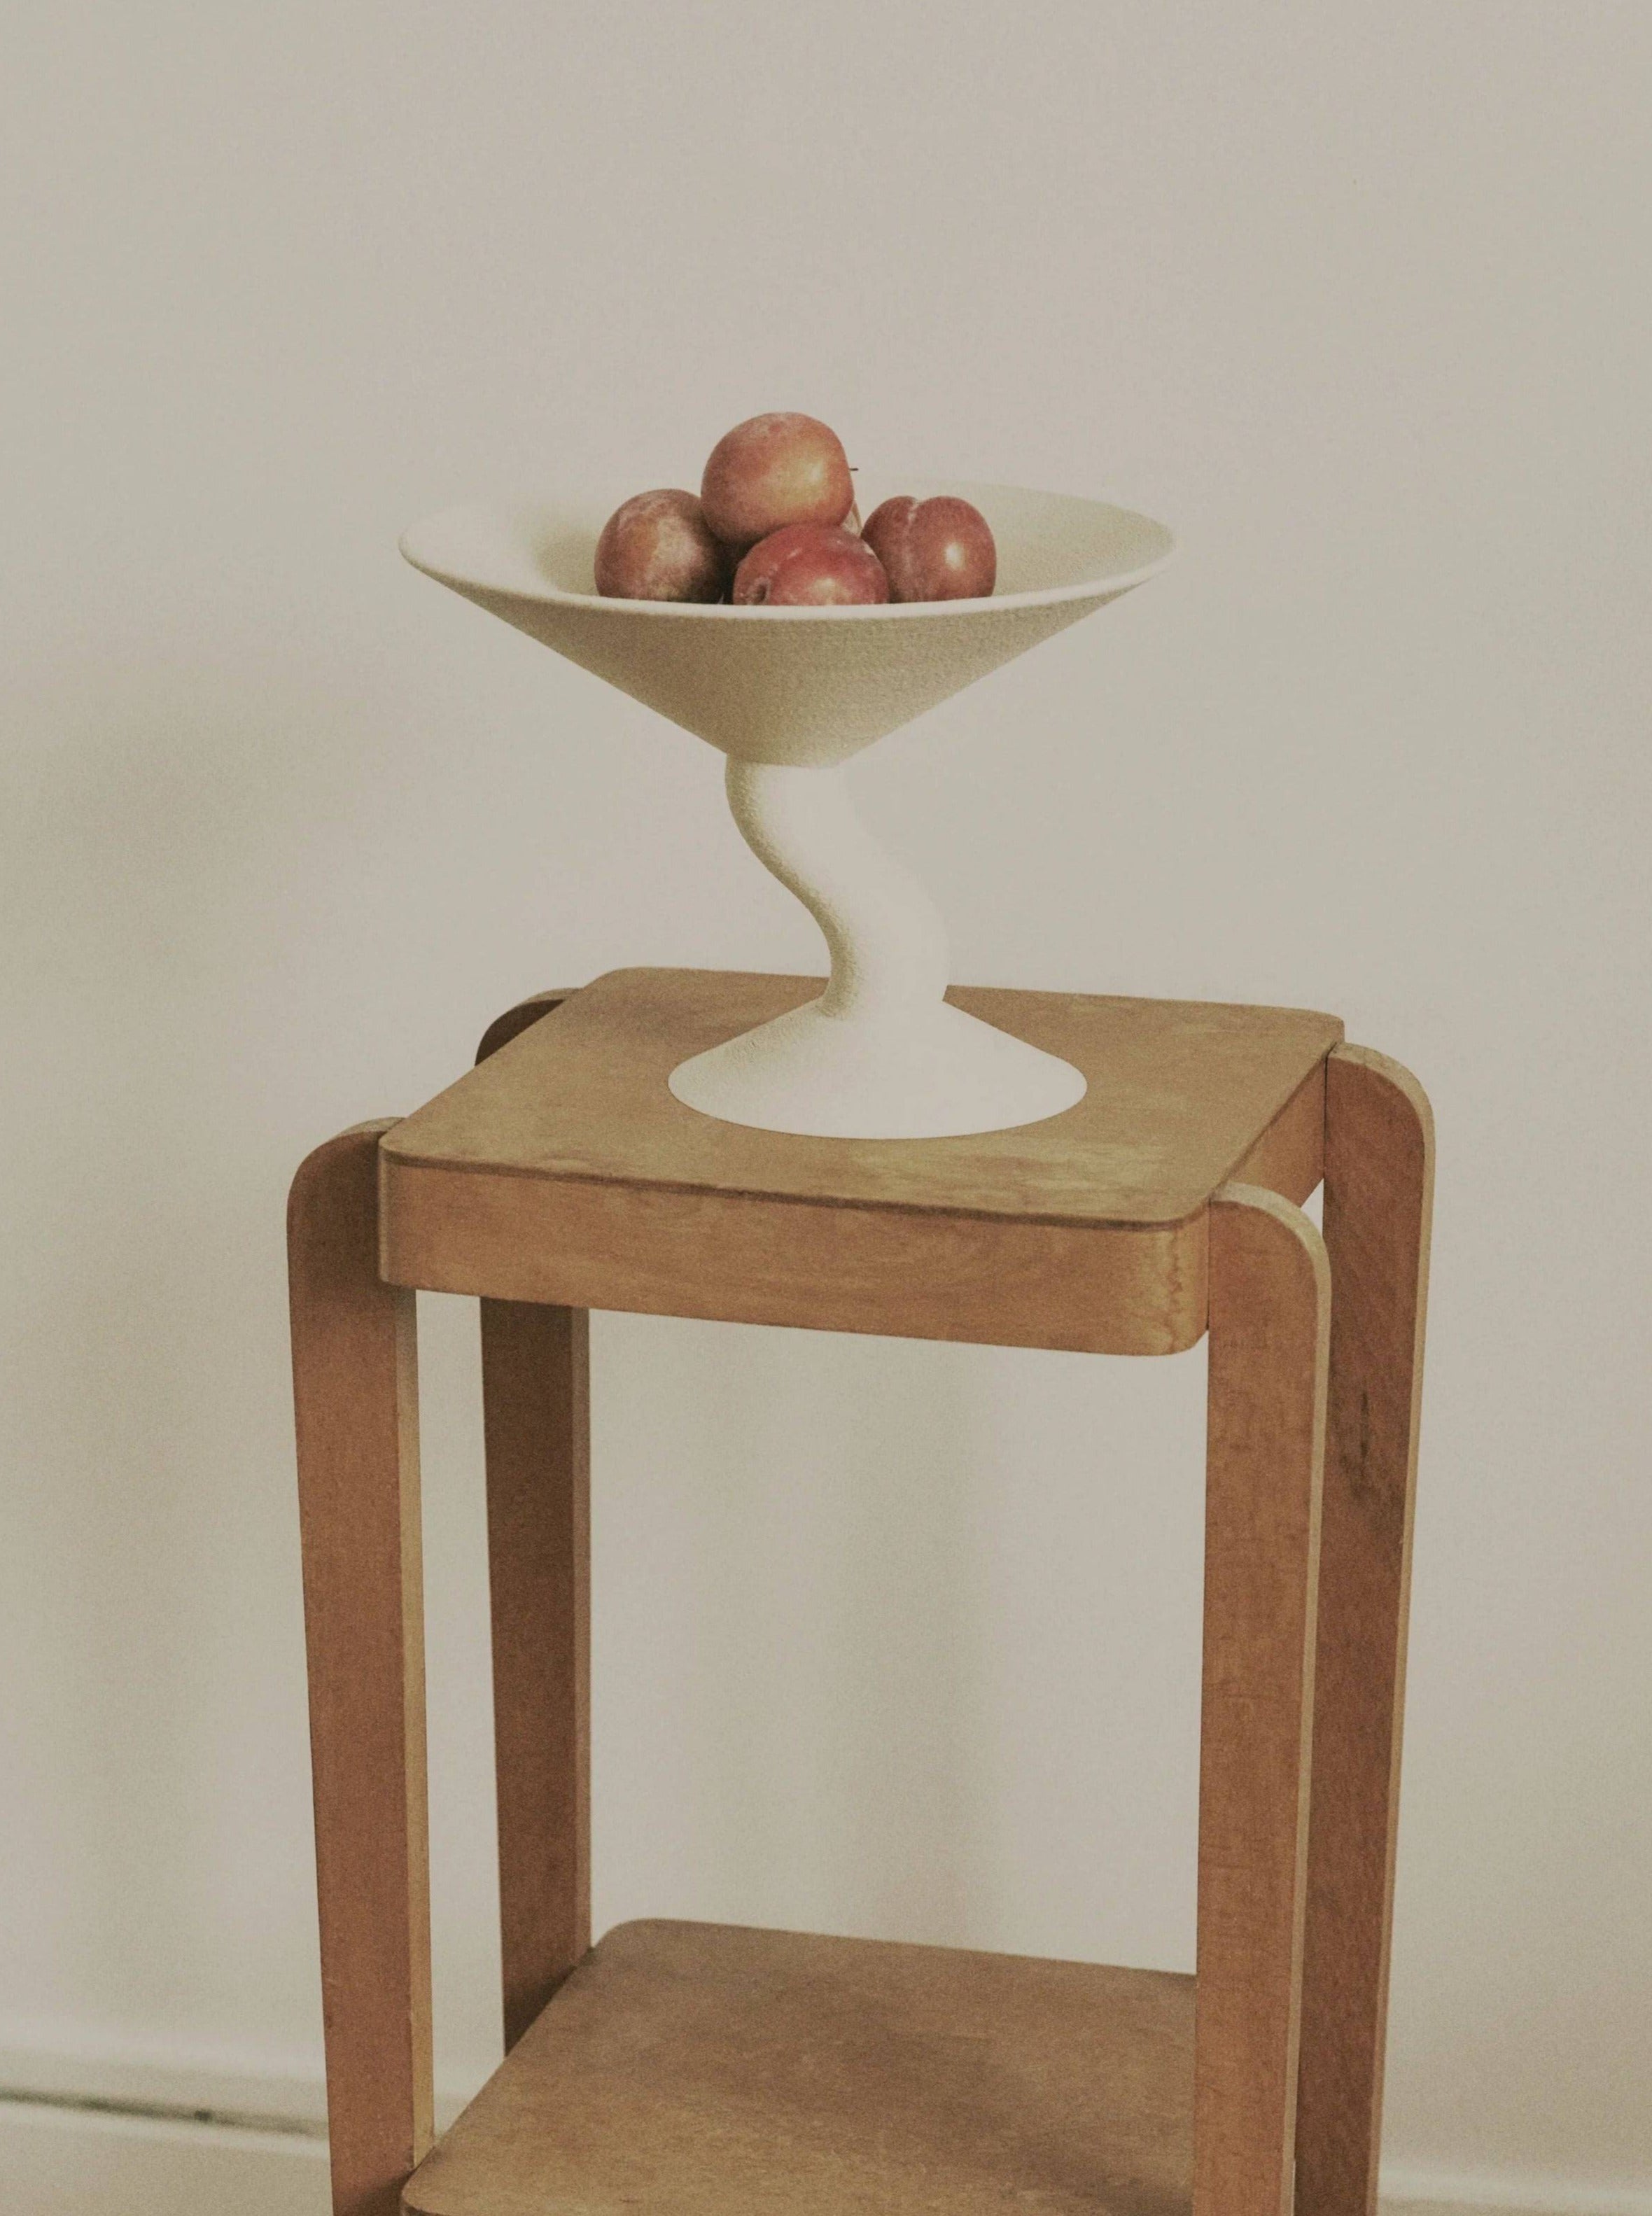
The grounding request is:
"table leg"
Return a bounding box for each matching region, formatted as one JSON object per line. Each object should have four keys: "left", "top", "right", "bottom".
{"left": 472, "top": 990, "right": 593, "bottom": 2050}
{"left": 289, "top": 1124, "right": 433, "bottom": 2216}
{"left": 480, "top": 1299, "right": 592, "bottom": 2049}
{"left": 1297, "top": 1047, "right": 1434, "bottom": 2216}
{"left": 1196, "top": 1183, "right": 1331, "bottom": 2216}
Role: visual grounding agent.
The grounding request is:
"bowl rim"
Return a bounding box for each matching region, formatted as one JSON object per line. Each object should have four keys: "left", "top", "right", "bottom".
{"left": 399, "top": 478, "right": 1177, "bottom": 624}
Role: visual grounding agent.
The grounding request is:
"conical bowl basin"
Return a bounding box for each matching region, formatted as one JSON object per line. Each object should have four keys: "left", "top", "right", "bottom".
{"left": 402, "top": 480, "right": 1174, "bottom": 1138}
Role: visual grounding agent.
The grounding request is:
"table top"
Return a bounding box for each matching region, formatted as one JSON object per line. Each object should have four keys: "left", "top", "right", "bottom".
{"left": 384, "top": 968, "right": 1342, "bottom": 1230}
{"left": 377, "top": 970, "right": 1340, "bottom": 1354}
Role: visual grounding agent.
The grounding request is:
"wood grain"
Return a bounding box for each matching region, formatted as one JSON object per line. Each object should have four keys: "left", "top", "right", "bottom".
{"left": 288, "top": 1124, "right": 433, "bottom": 2216}
{"left": 1229, "top": 1064, "right": 1326, "bottom": 1209}
{"left": 1197, "top": 1184, "right": 1329, "bottom": 2216}
{"left": 380, "top": 969, "right": 1342, "bottom": 1354}
{"left": 480, "top": 1299, "right": 591, "bottom": 2049}
{"left": 391, "top": 968, "right": 1343, "bottom": 1228}
{"left": 382, "top": 1156, "right": 1208, "bottom": 1354}
{"left": 282, "top": 982, "right": 1438, "bottom": 2216}
{"left": 1296, "top": 1047, "right": 1434, "bottom": 2216}
{"left": 403, "top": 1920, "right": 1194, "bottom": 2216}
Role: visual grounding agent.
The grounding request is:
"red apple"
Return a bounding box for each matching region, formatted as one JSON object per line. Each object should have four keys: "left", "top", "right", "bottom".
{"left": 594, "top": 489, "right": 727, "bottom": 602}
{"left": 861, "top": 495, "right": 996, "bottom": 602}
{"left": 701, "top": 413, "right": 855, "bottom": 551}
{"left": 732, "top": 523, "right": 890, "bottom": 606}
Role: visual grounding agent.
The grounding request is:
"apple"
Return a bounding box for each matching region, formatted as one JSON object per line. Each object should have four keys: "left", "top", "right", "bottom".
{"left": 594, "top": 489, "right": 727, "bottom": 602}
{"left": 732, "top": 524, "right": 890, "bottom": 606}
{"left": 701, "top": 413, "right": 855, "bottom": 551}
{"left": 861, "top": 495, "right": 996, "bottom": 602}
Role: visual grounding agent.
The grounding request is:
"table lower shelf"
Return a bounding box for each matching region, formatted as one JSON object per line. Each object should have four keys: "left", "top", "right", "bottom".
{"left": 404, "top": 1919, "right": 1194, "bottom": 2216}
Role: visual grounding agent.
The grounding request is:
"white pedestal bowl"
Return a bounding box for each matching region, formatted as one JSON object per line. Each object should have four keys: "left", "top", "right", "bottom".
{"left": 400, "top": 480, "right": 1174, "bottom": 1139}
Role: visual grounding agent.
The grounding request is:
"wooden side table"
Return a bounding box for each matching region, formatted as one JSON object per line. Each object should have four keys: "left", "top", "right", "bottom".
{"left": 288, "top": 968, "right": 1432, "bottom": 2216}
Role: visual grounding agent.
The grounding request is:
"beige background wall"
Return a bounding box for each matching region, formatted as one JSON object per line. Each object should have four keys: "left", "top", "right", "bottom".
{"left": 3, "top": 1, "right": 1648, "bottom": 2202}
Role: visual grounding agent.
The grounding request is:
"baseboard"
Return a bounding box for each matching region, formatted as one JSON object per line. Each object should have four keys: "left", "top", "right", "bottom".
{"left": 1385, "top": 2185, "right": 1652, "bottom": 2216}
{"left": 0, "top": 2098, "right": 330, "bottom": 2216}
{"left": 0, "top": 2042, "right": 470, "bottom": 2136}
{"left": 0, "top": 2040, "right": 332, "bottom": 2132}
{"left": 2, "top": 2067, "right": 1646, "bottom": 2216}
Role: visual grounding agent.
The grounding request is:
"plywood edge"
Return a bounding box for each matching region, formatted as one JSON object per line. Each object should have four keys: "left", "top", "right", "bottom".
{"left": 1329, "top": 1043, "right": 1435, "bottom": 1147}
{"left": 1210, "top": 1179, "right": 1333, "bottom": 1307}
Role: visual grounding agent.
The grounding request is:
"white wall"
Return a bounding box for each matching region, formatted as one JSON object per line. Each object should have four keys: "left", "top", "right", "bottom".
{"left": 2, "top": 1, "right": 1647, "bottom": 2201}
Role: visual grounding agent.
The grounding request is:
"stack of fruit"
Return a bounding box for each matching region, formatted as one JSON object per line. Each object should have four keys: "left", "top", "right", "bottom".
{"left": 593, "top": 413, "right": 997, "bottom": 608}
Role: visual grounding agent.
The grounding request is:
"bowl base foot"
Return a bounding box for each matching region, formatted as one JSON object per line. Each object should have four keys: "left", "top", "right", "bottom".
{"left": 668, "top": 995, "right": 1086, "bottom": 1140}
